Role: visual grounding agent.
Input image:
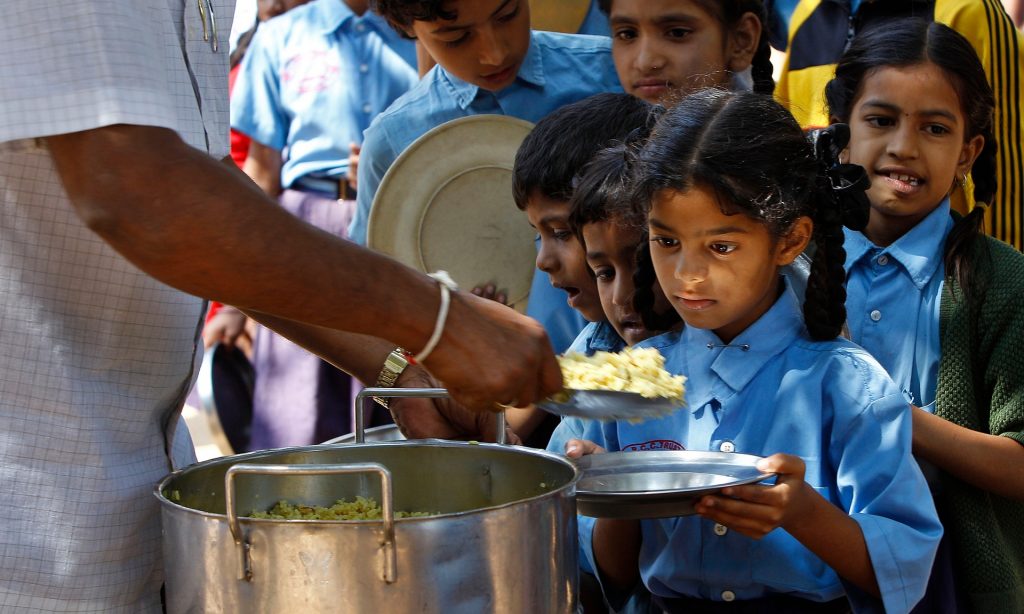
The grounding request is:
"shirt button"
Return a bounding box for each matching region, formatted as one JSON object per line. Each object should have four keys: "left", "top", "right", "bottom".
{"left": 359, "top": 63, "right": 369, "bottom": 73}
{"left": 362, "top": 103, "right": 372, "bottom": 114}
{"left": 877, "top": 254, "right": 889, "bottom": 266}
{"left": 721, "top": 590, "right": 736, "bottom": 602}
{"left": 719, "top": 441, "right": 735, "bottom": 453}
{"left": 355, "top": 23, "right": 366, "bottom": 32}
{"left": 870, "top": 309, "right": 882, "bottom": 322}
{"left": 713, "top": 523, "right": 728, "bottom": 536}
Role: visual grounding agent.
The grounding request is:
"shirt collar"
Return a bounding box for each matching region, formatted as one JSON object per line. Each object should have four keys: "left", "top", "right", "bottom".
{"left": 439, "top": 30, "right": 544, "bottom": 110}
{"left": 845, "top": 199, "right": 952, "bottom": 290}
{"left": 316, "top": 0, "right": 386, "bottom": 35}
{"left": 684, "top": 276, "right": 805, "bottom": 397}
{"left": 588, "top": 321, "right": 626, "bottom": 353}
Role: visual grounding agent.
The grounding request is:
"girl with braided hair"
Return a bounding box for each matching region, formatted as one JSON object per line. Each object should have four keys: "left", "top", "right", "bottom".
{"left": 827, "top": 20, "right": 1024, "bottom": 613}
{"left": 597, "top": 0, "right": 774, "bottom": 105}
{"left": 562, "top": 88, "right": 941, "bottom": 613}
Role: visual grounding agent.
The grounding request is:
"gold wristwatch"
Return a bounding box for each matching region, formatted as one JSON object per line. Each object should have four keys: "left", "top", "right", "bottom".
{"left": 372, "top": 347, "right": 413, "bottom": 408}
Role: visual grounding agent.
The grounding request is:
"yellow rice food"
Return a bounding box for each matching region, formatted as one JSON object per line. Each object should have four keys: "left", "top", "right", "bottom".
{"left": 558, "top": 347, "right": 686, "bottom": 404}
{"left": 249, "top": 496, "right": 434, "bottom": 520}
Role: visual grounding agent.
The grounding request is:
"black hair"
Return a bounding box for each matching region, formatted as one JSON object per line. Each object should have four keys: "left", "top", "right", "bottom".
{"left": 632, "top": 88, "right": 870, "bottom": 341}
{"left": 825, "top": 19, "right": 996, "bottom": 300}
{"left": 597, "top": 0, "right": 774, "bottom": 94}
{"left": 230, "top": 17, "right": 261, "bottom": 69}
{"left": 512, "top": 93, "right": 657, "bottom": 209}
{"left": 568, "top": 111, "right": 682, "bottom": 331}
{"left": 370, "top": 0, "right": 455, "bottom": 38}
{"left": 567, "top": 113, "right": 661, "bottom": 234}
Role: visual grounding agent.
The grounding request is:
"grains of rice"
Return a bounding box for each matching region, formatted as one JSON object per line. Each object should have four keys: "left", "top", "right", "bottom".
{"left": 558, "top": 347, "right": 686, "bottom": 404}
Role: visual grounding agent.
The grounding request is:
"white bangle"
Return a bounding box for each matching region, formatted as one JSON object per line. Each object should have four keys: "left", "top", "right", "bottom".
{"left": 414, "top": 271, "right": 458, "bottom": 363}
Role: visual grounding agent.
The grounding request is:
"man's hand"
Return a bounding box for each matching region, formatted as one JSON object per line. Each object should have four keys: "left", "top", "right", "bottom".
{"left": 388, "top": 366, "right": 521, "bottom": 444}
{"left": 421, "top": 291, "right": 562, "bottom": 412}
{"left": 693, "top": 453, "right": 815, "bottom": 539}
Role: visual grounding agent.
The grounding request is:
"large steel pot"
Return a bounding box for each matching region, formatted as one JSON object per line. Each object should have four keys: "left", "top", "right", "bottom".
{"left": 156, "top": 440, "right": 579, "bottom": 613}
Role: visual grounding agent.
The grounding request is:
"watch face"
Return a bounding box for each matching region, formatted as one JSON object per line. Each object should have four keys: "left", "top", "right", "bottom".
{"left": 375, "top": 349, "right": 410, "bottom": 388}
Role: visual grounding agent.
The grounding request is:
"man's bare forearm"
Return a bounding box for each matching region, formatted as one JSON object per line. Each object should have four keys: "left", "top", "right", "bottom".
{"left": 243, "top": 309, "right": 394, "bottom": 385}
{"left": 47, "top": 125, "right": 436, "bottom": 352}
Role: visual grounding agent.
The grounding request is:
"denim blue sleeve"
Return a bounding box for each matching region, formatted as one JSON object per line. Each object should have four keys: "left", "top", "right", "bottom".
{"left": 829, "top": 385, "right": 943, "bottom": 613}
{"left": 229, "top": 28, "right": 288, "bottom": 151}
{"left": 349, "top": 117, "right": 396, "bottom": 245}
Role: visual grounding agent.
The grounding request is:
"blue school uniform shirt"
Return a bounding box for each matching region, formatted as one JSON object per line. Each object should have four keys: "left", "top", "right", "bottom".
{"left": 558, "top": 279, "right": 941, "bottom": 613}
{"left": 350, "top": 30, "right": 621, "bottom": 351}
{"left": 230, "top": 0, "right": 417, "bottom": 189}
{"left": 843, "top": 199, "right": 950, "bottom": 410}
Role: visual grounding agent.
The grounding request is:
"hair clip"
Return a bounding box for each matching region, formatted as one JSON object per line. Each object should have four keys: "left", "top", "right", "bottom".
{"left": 706, "top": 343, "right": 750, "bottom": 351}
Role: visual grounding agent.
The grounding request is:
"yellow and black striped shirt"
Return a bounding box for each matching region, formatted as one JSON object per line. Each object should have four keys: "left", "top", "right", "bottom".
{"left": 775, "top": 0, "right": 1024, "bottom": 250}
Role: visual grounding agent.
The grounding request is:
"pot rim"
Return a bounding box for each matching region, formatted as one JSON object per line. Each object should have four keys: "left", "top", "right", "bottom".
{"left": 154, "top": 439, "right": 580, "bottom": 523}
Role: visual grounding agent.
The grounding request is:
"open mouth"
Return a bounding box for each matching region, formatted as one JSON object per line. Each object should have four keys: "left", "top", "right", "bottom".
{"left": 619, "top": 315, "right": 644, "bottom": 331}
{"left": 554, "top": 284, "right": 582, "bottom": 306}
{"left": 877, "top": 169, "right": 925, "bottom": 194}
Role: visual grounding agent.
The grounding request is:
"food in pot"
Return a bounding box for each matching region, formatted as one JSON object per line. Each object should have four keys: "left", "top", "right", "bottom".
{"left": 558, "top": 347, "right": 686, "bottom": 403}
{"left": 249, "top": 496, "right": 435, "bottom": 520}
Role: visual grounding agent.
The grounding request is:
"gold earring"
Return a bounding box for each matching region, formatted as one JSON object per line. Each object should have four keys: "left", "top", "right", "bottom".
{"left": 957, "top": 172, "right": 968, "bottom": 187}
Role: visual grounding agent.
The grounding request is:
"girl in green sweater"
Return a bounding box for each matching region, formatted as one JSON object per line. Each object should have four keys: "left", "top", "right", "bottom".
{"left": 827, "top": 19, "right": 1024, "bottom": 614}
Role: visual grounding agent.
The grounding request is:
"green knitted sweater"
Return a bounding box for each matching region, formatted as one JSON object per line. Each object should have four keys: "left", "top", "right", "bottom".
{"left": 936, "top": 235, "right": 1024, "bottom": 613}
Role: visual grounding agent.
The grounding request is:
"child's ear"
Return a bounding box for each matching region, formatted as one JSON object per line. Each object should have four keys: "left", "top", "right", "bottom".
{"left": 726, "top": 12, "right": 761, "bottom": 73}
{"left": 775, "top": 216, "right": 813, "bottom": 266}
{"left": 958, "top": 134, "right": 985, "bottom": 178}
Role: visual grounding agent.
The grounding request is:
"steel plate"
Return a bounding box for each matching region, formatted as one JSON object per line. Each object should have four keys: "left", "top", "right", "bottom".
{"left": 575, "top": 450, "right": 774, "bottom": 519}
{"left": 537, "top": 389, "right": 681, "bottom": 421}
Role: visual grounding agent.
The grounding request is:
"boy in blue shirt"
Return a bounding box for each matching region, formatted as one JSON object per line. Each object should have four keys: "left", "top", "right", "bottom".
{"left": 352, "top": 0, "right": 622, "bottom": 352}
{"left": 233, "top": 0, "right": 417, "bottom": 199}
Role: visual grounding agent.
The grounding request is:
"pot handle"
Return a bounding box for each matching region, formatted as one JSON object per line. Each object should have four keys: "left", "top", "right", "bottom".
{"left": 224, "top": 463, "right": 397, "bottom": 584}
{"left": 355, "top": 387, "right": 507, "bottom": 445}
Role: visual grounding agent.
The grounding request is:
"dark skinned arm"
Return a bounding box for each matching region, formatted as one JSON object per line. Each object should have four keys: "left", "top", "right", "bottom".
{"left": 45, "top": 124, "right": 562, "bottom": 411}
{"left": 912, "top": 407, "right": 1024, "bottom": 501}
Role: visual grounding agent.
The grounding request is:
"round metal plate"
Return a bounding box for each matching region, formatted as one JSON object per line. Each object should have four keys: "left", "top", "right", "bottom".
{"left": 574, "top": 450, "right": 773, "bottom": 519}
{"left": 367, "top": 115, "right": 536, "bottom": 312}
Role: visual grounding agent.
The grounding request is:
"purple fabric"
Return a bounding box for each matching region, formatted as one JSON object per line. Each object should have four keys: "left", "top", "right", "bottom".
{"left": 248, "top": 190, "right": 367, "bottom": 450}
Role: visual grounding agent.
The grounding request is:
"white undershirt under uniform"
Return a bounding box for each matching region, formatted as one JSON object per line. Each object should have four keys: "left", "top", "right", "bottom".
{"left": 0, "top": 1, "right": 232, "bottom": 611}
